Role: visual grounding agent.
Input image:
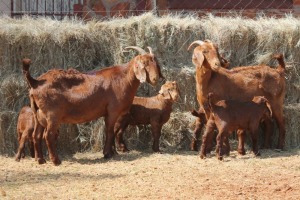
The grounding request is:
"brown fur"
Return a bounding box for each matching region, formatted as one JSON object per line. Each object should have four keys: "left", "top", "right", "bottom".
{"left": 114, "top": 81, "right": 180, "bottom": 152}
{"left": 22, "top": 47, "right": 163, "bottom": 165}
{"left": 201, "top": 93, "right": 272, "bottom": 160}
{"left": 188, "top": 40, "right": 286, "bottom": 154}
{"left": 15, "top": 106, "right": 35, "bottom": 161}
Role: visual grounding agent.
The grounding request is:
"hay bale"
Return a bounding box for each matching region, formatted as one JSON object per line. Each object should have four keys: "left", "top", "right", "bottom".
{"left": 0, "top": 13, "right": 300, "bottom": 155}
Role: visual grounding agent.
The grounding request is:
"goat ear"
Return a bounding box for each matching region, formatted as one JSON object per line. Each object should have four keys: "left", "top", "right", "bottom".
{"left": 193, "top": 51, "right": 204, "bottom": 67}
{"left": 265, "top": 101, "right": 272, "bottom": 117}
{"left": 159, "top": 88, "right": 171, "bottom": 100}
{"left": 134, "top": 60, "right": 147, "bottom": 83}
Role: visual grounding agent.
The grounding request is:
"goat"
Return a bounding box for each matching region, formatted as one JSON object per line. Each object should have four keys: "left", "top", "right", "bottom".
{"left": 190, "top": 108, "right": 230, "bottom": 155}
{"left": 202, "top": 93, "right": 272, "bottom": 160}
{"left": 15, "top": 106, "right": 35, "bottom": 161}
{"left": 114, "top": 81, "right": 180, "bottom": 153}
{"left": 22, "top": 46, "right": 163, "bottom": 165}
{"left": 190, "top": 55, "right": 230, "bottom": 151}
{"left": 188, "top": 40, "right": 286, "bottom": 155}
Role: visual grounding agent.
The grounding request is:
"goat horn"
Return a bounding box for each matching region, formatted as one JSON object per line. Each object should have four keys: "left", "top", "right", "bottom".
{"left": 125, "top": 46, "right": 147, "bottom": 55}
{"left": 187, "top": 40, "right": 205, "bottom": 51}
{"left": 147, "top": 46, "right": 153, "bottom": 55}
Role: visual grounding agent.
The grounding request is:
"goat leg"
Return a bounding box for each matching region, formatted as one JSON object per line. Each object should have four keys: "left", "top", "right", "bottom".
{"left": 237, "top": 130, "right": 246, "bottom": 155}
{"left": 15, "top": 133, "right": 28, "bottom": 162}
{"left": 191, "top": 118, "right": 204, "bottom": 151}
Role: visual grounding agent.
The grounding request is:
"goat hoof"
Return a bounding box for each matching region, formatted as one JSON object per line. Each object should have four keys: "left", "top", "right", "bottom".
{"left": 15, "top": 157, "right": 20, "bottom": 162}
{"left": 38, "top": 158, "right": 46, "bottom": 164}
{"left": 200, "top": 154, "right": 205, "bottom": 159}
{"left": 238, "top": 150, "right": 246, "bottom": 155}
{"left": 53, "top": 159, "right": 61, "bottom": 166}
{"left": 104, "top": 153, "right": 114, "bottom": 159}
{"left": 217, "top": 156, "right": 223, "bottom": 161}
{"left": 117, "top": 146, "right": 130, "bottom": 153}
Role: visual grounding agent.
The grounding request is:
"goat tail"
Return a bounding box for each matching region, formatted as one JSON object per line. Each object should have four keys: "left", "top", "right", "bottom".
{"left": 191, "top": 109, "right": 200, "bottom": 117}
{"left": 22, "top": 58, "right": 38, "bottom": 88}
{"left": 273, "top": 53, "right": 285, "bottom": 73}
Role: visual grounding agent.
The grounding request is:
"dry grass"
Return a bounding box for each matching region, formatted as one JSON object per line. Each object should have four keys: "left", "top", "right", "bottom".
{"left": 1, "top": 149, "right": 300, "bottom": 199}
{"left": 0, "top": 13, "right": 300, "bottom": 155}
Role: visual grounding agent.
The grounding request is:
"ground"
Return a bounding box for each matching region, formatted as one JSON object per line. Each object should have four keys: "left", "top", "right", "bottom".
{"left": 1, "top": 149, "right": 300, "bottom": 199}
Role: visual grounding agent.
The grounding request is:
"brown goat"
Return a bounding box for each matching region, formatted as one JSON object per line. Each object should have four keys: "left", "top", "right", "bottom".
{"left": 188, "top": 40, "right": 286, "bottom": 154}
{"left": 201, "top": 93, "right": 272, "bottom": 160}
{"left": 22, "top": 46, "right": 163, "bottom": 165}
{"left": 190, "top": 55, "right": 230, "bottom": 151}
{"left": 190, "top": 108, "right": 230, "bottom": 155}
{"left": 15, "top": 106, "right": 35, "bottom": 161}
{"left": 114, "top": 81, "right": 180, "bottom": 153}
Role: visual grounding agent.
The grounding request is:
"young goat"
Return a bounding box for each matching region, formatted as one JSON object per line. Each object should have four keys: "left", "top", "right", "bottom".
{"left": 15, "top": 106, "right": 35, "bottom": 161}
{"left": 201, "top": 93, "right": 272, "bottom": 160}
{"left": 114, "top": 81, "right": 180, "bottom": 153}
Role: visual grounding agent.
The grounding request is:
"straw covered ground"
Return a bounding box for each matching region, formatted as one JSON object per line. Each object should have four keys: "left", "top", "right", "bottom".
{"left": 0, "top": 13, "right": 299, "bottom": 156}
{"left": 1, "top": 149, "right": 300, "bottom": 199}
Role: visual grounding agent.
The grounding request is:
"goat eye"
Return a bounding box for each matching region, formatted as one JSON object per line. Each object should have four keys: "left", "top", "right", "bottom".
{"left": 203, "top": 50, "right": 209, "bottom": 54}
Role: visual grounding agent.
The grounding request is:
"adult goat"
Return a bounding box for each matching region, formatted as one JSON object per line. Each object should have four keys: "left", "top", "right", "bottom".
{"left": 188, "top": 40, "right": 286, "bottom": 154}
{"left": 22, "top": 46, "right": 163, "bottom": 165}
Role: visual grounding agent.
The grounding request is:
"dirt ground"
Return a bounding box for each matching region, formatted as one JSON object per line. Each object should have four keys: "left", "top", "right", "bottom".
{"left": 0, "top": 148, "right": 300, "bottom": 200}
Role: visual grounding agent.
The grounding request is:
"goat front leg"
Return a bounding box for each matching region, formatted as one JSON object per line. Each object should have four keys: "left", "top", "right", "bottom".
{"left": 104, "top": 115, "right": 118, "bottom": 159}
{"left": 15, "top": 131, "right": 28, "bottom": 162}
{"left": 200, "top": 119, "right": 215, "bottom": 159}
{"left": 151, "top": 122, "right": 163, "bottom": 153}
{"left": 250, "top": 129, "right": 260, "bottom": 156}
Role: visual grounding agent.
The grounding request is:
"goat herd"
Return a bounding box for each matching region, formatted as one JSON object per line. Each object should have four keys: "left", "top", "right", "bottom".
{"left": 15, "top": 40, "right": 286, "bottom": 166}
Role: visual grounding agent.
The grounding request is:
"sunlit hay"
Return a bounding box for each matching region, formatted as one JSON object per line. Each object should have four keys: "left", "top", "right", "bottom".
{"left": 0, "top": 74, "right": 29, "bottom": 111}
{"left": 283, "top": 104, "right": 300, "bottom": 148}
{"left": 0, "top": 13, "right": 300, "bottom": 154}
{"left": 57, "top": 124, "right": 81, "bottom": 155}
{"left": 161, "top": 112, "right": 196, "bottom": 150}
{"left": 75, "top": 118, "right": 106, "bottom": 152}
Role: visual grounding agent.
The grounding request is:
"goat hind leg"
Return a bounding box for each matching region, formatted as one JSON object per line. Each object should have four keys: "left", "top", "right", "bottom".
{"left": 44, "top": 124, "right": 61, "bottom": 166}
{"left": 15, "top": 132, "right": 28, "bottom": 161}
{"left": 33, "top": 123, "right": 46, "bottom": 164}
{"left": 191, "top": 118, "right": 204, "bottom": 151}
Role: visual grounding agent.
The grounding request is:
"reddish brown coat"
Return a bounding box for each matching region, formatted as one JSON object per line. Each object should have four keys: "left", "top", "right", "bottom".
{"left": 22, "top": 47, "right": 163, "bottom": 165}
{"left": 114, "top": 81, "right": 180, "bottom": 152}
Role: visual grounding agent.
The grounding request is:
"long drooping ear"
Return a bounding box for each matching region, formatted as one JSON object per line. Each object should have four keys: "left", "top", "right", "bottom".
{"left": 193, "top": 51, "right": 205, "bottom": 67}
{"left": 159, "top": 87, "right": 171, "bottom": 100}
{"left": 134, "top": 59, "right": 147, "bottom": 83}
{"left": 265, "top": 100, "right": 272, "bottom": 117}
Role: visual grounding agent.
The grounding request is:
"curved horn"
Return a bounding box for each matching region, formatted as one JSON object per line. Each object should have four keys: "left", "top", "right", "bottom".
{"left": 147, "top": 46, "right": 153, "bottom": 55}
{"left": 187, "top": 40, "right": 205, "bottom": 51}
{"left": 125, "top": 46, "right": 147, "bottom": 55}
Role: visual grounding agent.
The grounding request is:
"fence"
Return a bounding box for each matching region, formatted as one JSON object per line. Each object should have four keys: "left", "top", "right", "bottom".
{"left": 0, "top": 0, "right": 298, "bottom": 20}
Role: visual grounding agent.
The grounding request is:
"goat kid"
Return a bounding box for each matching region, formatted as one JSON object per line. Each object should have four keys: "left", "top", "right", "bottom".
{"left": 201, "top": 93, "right": 272, "bottom": 160}
{"left": 114, "top": 81, "right": 180, "bottom": 153}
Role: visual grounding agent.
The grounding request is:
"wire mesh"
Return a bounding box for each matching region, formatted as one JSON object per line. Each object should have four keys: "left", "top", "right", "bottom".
{"left": 0, "top": 0, "right": 296, "bottom": 20}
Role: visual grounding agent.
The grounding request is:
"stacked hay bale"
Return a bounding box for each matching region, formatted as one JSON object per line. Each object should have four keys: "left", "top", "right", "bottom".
{"left": 0, "top": 13, "right": 299, "bottom": 156}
